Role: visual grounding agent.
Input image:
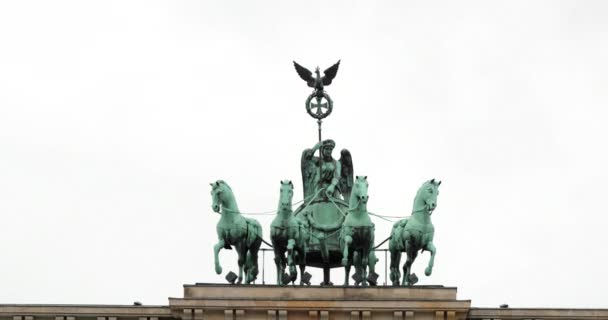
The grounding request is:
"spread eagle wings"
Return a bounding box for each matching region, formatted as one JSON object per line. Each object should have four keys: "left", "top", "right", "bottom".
{"left": 322, "top": 60, "right": 340, "bottom": 85}
{"left": 338, "top": 148, "right": 354, "bottom": 202}
{"left": 293, "top": 60, "right": 341, "bottom": 88}
{"left": 293, "top": 61, "right": 314, "bottom": 87}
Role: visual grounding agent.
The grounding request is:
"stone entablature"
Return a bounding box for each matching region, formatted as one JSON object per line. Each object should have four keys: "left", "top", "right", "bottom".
{"left": 2, "top": 285, "right": 607, "bottom": 320}
{"left": 169, "top": 284, "right": 469, "bottom": 320}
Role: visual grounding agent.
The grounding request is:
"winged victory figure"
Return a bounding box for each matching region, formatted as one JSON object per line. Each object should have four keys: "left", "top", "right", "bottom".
{"left": 293, "top": 60, "right": 341, "bottom": 98}
{"left": 300, "top": 139, "right": 353, "bottom": 203}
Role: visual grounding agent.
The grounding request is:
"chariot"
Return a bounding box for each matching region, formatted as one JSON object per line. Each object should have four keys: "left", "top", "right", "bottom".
{"left": 291, "top": 139, "right": 355, "bottom": 285}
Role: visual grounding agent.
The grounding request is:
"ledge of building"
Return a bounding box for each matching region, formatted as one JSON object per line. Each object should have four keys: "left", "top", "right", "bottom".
{"left": 0, "top": 305, "right": 171, "bottom": 317}
{"left": 180, "top": 283, "right": 465, "bottom": 301}
{"left": 469, "top": 307, "right": 608, "bottom": 319}
{"left": 168, "top": 284, "right": 472, "bottom": 315}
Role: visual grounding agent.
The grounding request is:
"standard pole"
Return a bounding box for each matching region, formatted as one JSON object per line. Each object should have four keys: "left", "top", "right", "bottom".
{"left": 317, "top": 119, "right": 322, "bottom": 142}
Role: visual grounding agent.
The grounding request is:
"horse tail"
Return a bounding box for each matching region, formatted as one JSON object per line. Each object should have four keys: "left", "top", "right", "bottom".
{"left": 250, "top": 219, "right": 275, "bottom": 248}
{"left": 251, "top": 220, "right": 262, "bottom": 239}
{"left": 244, "top": 218, "right": 264, "bottom": 249}
{"left": 389, "top": 218, "right": 408, "bottom": 251}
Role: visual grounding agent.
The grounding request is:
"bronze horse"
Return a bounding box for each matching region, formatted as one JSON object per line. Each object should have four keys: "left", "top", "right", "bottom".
{"left": 210, "top": 180, "right": 262, "bottom": 284}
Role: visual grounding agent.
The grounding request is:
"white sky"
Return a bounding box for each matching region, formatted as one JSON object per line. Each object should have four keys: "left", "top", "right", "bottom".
{"left": 1, "top": 0, "right": 608, "bottom": 309}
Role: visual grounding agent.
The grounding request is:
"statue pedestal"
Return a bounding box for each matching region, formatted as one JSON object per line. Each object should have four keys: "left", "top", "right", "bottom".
{"left": 169, "top": 284, "right": 471, "bottom": 320}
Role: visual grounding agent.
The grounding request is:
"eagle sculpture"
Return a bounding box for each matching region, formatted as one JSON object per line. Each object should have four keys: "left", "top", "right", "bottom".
{"left": 293, "top": 60, "right": 341, "bottom": 97}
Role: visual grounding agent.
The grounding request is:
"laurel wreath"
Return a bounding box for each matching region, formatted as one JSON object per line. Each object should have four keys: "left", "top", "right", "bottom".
{"left": 305, "top": 92, "right": 333, "bottom": 120}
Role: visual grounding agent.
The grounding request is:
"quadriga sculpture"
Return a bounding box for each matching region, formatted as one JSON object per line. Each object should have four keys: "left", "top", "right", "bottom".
{"left": 210, "top": 180, "right": 262, "bottom": 284}
{"left": 339, "top": 176, "right": 375, "bottom": 286}
{"left": 389, "top": 179, "right": 441, "bottom": 286}
{"left": 270, "top": 180, "right": 310, "bottom": 285}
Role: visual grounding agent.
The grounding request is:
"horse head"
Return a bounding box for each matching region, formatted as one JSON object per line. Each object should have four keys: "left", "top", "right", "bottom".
{"left": 349, "top": 176, "right": 369, "bottom": 209}
{"left": 414, "top": 179, "right": 441, "bottom": 214}
{"left": 278, "top": 180, "right": 294, "bottom": 213}
{"left": 210, "top": 180, "right": 233, "bottom": 213}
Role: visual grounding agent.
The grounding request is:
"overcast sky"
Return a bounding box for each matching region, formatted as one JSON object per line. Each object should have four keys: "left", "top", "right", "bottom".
{"left": 1, "top": 0, "right": 608, "bottom": 309}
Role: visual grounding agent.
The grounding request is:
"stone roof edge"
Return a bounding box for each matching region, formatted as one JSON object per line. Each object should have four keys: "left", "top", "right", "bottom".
{"left": 469, "top": 307, "right": 608, "bottom": 318}
{"left": 0, "top": 305, "right": 171, "bottom": 316}
{"left": 183, "top": 283, "right": 457, "bottom": 289}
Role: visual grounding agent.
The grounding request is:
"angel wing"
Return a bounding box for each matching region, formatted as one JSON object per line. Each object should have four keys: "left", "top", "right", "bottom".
{"left": 322, "top": 60, "right": 341, "bottom": 86}
{"left": 293, "top": 61, "right": 315, "bottom": 87}
{"left": 301, "top": 148, "right": 317, "bottom": 200}
{"left": 338, "top": 148, "right": 354, "bottom": 202}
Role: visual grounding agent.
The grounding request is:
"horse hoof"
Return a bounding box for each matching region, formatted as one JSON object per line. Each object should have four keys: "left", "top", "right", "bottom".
{"left": 425, "top": 267, "right": 432, "bottom": 276}
{"left": 215, "top": 265, "right": 223, "bottom": 275}
{"left": 341, "top": 259, "right": 348, "bottom": 266}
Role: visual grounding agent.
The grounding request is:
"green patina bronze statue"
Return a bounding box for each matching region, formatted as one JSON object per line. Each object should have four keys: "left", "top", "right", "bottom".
{"left": 293, "top": 60, "right": 341, "bottom": 132}
{"left": 389, "top": 179, "right": 441, "bottom": 286}
{"left": 270, "top": 180, "right": 310, "bottom": 285}
{"left": 210, "top": 180, "right": 263, "bottom": 284}
{"left": 204, "top": 60, "right": 445, "bottom": 287}
{"left": 301, "top": 139, "right": 353, "bottom": 202}
{"left": 354, "top": 251, "right": 378, "bottom": 286}
{"left": 339, "top": 176, "right": 376, "bottom": 286}
{"left": 291, "top": 62, "right": 382, "bottom": 286}
{"left": 293, "top": 60, "right": 340, "bottom": 99}
{"left": 296, "top": 139, "right": 355, "bottom": 285}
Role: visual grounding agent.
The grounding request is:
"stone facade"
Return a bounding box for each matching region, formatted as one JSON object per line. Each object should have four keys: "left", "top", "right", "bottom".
{"left": 2, "top": 284, "right": 607, "bottom": 320}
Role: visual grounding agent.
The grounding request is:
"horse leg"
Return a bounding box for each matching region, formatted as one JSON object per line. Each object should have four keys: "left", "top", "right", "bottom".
{"left": 251, "top": 235, "right": 262, "bottom": 284}
{"left": 389, "top": 249, "right": 401, "bottom": 286}
{"left": 273, "top": 247, "right": 284, "bottom": 285}
{"left": 368, "top": 251, "right": 376, "bottom": 275}
{"left": 243, "top": 252, "right": 251, "bottom": 283}
{"left": 402, "top": 246, "right": 418, "bottom": 286}
{"left": 361, "top": 231, "right": 374, "bottom": 286}
{"left": 343, "top": 253, "right": 352, "bottom": 286}
{"left": 236, "top": 244, "right": 246, "bottom": 284}
{"left": 361, "top": 249, "right": 369, "bottom": 287}
{"left": 244, "top": 251, "right": 253, "bottom": 284}
{"left": 401, "top": 248, "right": 411, "bottom": 286}
{"left": 367, "top": 250, "right": 378, "bottom": 286}
{"left": 342, "top": 233, "right": 353, "bottom": 266}
{"left": 353, "top": 253, "right": 362, "bottom": 286}
{"left": 400, "top": 230, "right": 412, "bottom": 286}
{"left": 287, "top": 239, "right": 297, "bottom": 282}
{"left": 246, "top": 249, "right": 260, "bottom": 284}
{"left": 424, "top": 241, "right": 436, "bottom": 276}
{"left": 401, "top": 238, "right": 411, "bottom": 286}
{"left": 280, "top": 253, "right": 287, "bottom": 285}
{"left": 213, "top": 239, "right": 225, "bottom": 275}
{"left": 298, "top": 248, "right": 308, "bottom": 286}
